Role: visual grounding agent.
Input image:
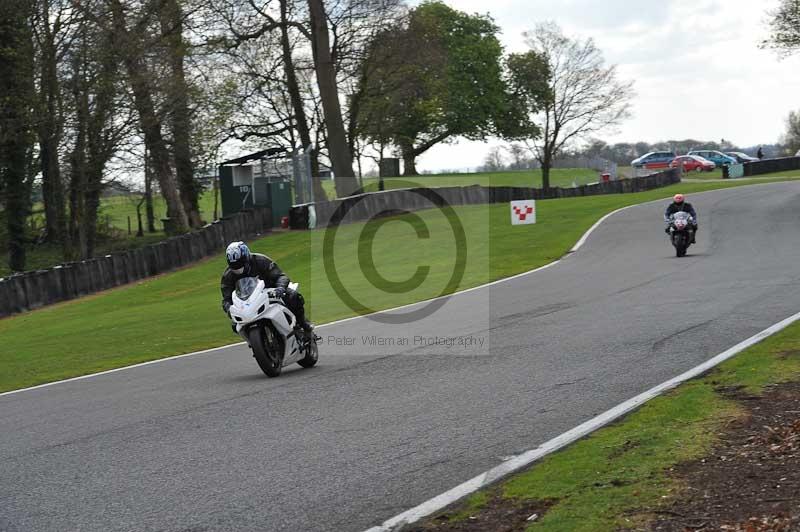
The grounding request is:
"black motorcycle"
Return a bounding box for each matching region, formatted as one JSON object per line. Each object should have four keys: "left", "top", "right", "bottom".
{"left": 667, "top": 211, "right": 695, "bottom": 257}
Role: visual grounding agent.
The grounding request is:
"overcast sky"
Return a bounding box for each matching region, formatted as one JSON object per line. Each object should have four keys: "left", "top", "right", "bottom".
{"left": 405, "top": 0, "right": 800, "bottom": 172}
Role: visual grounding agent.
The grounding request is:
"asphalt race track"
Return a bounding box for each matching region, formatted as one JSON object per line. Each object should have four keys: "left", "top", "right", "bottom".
{"left": 3, "top": 182, "right": 800, "bottom": 532}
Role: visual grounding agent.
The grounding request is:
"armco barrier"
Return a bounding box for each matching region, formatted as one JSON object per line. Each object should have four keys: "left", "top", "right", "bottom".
{"left": 0, "top": 207, "right": 272, "bottom": 318}
{"left": 290, "top": 169, "right": 681, "bottom": 229}
{"left": 743, "top": 156, "right": 800, "bottom": 177}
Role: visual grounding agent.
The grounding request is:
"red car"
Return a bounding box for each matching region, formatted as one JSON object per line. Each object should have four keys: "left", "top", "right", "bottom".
{"left": 670, "top": 155, "right": 716, "bottom": 172}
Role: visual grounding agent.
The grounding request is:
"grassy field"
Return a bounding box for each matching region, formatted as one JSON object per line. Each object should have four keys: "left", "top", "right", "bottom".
{"left": 421, "top": 318, "right": 800, "bottom": 532}
{"left": 322, "top": 168, "right": 611, "bottom": 198}
{"left": 2, "top": 178, "right": 799, "bottom": 392}
{"left": 97, "top": 192, "right": 218, "bottom": 234}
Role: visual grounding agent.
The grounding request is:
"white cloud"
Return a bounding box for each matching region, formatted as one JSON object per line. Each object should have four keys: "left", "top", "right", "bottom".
{"left": 405, "top": 0, "right": 800, "bottom": 171}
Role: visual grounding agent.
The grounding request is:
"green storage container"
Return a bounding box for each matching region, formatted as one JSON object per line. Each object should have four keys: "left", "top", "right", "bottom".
{"left": 261, "top": 179, "right": 292, "bottom": 227}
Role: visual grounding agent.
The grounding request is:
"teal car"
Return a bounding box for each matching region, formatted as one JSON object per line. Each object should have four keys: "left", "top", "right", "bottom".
{"left": 687, "top": 150, "right": 737, "bottom": 167}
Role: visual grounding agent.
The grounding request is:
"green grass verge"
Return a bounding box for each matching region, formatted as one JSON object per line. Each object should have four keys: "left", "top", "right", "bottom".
{"left": 428, "top": 319, "right": 800, "bottom": 531}
{"left": 1, "top": 178, "right": 799, "bottom": 393}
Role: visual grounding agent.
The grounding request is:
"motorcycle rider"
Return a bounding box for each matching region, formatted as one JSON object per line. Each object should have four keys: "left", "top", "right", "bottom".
{"left": 221, "top": 241, "right": 314, "bottom": 337}
{"left": 664, "top": 193, "right": 698, "bottom": 243}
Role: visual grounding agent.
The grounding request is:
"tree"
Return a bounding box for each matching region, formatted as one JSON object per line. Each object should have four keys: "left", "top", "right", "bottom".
{"left": 357, "top": 1, "right": 520, "bottom": 175}
{"left": 279, "top": 0, "right": 324, "bottom": 200}
{"left": 515, "top": 23, "right": 634, "bottom": 189}
{"left": 214, "top": 0, "right": 391, "bottom": 200}
{"left": 505, "top": 49, "right": 550, "bottom": 140}
{"left": 0, "top": 0, "right": 36, "bottom": 271}
{"left": 158, "top": 0, "right": 202, "bottom": 227}
{"left": 481, "top": 147, "right": 506, "bottom": 172}
{"left": 504, "top": 143, "right": 531, "bottom": 170}
{"left": 66, "top": 9, "right": 132, "bottom": 258}
{"left": 307, "top": 0, "right": 357, "bottom": 196}
{"left": 31, "top": 0, "right": 77, "bottom": 249}
{"left": 764, "top": 0, "right": 800, "bottom": 56}
{"left": 783, "top": 109, "right": 800, "bottom": 154}
{"left": 105, "top": 0, "right": 190, "bottom": 233}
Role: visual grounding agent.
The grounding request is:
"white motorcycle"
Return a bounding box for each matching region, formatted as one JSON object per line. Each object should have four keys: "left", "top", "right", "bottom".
{"left": 229, "top": 277, "right": 318, "bottom": 377}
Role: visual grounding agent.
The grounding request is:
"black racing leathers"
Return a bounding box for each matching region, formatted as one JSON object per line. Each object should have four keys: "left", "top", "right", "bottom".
{"left": 221, "top": 253, "right": 310, "bottom": 330}
{"left": 664, "top": 201, "right": 698, "bottom": 242}
{"left": 664, "top": 201, "right": 698, "bottom": 224}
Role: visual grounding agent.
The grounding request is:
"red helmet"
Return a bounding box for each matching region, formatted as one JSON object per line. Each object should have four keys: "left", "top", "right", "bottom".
{"left": 673, "top": 194, "right": 685, "bottom": 204}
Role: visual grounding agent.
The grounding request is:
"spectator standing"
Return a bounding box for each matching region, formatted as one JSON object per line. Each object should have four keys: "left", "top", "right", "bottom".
{"left": 757, "top": 146, "right": 764, "bottom": 160}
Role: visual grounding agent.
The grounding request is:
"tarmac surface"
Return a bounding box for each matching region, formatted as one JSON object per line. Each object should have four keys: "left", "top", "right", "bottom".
{"left": 2, "top": 182, "right": 800, "bottom": 532}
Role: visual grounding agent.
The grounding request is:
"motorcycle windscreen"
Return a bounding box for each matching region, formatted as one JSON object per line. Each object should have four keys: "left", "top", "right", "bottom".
{"left": 672, "top": 212, "right": 691, "bottom": 223}
{"left": 235, "top": 277, "right": 259, "bottom": 301}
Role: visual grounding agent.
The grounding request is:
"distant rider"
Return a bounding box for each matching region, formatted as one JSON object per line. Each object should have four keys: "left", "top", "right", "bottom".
{"left": 221, "top": 241, "right": 314, "bottom": 337}
{"left": 664, "top": 194, "right": 698, "bottom": 243}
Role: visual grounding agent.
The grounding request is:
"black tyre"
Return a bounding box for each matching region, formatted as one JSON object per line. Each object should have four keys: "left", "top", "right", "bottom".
{"left": 297, "top": 335, "right": 319, "bottom": 369}
{"left": 248, "top": 325, "right": 283, "bottom": 378}
{"left": 673, "top": 233, "right": 687, "bottom": 257}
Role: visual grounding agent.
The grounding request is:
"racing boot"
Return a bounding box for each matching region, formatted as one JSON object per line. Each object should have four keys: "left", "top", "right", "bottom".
{"left": 302, "top": 320, "right": 320, "bottom": 341}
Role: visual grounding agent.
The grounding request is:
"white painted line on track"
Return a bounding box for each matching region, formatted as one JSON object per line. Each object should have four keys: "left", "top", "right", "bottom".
{"left": 364, "top": 309, "right": 800, "bottom": 532}
{"left": 3, "top": 180, "right": 795, "bottom": 398}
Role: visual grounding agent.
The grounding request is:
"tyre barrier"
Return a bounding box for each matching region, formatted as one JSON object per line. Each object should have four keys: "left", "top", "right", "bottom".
{"left": 290, "top": 169, "right": 681, "bottom": 229}
{"left": 742, "top": 156, "right": 800, "bottom": 177}
{"left": 0, "top": 208, "right": 272, "bottom": 318}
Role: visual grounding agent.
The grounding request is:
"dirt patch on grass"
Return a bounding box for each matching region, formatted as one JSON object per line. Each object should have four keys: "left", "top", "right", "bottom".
{"left": 407, "top": 492, "right": 556, "bottom": 532}
{"left": 650, "top": 381, "right": 800, "bottom": 531}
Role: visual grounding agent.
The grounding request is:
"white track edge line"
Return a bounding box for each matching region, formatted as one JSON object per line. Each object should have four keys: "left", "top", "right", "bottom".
{"left": 364, "top": 309, "right": 800, "bottom": 532}
{"left": 3, "top": 181, "right": 793, "bottom": 398}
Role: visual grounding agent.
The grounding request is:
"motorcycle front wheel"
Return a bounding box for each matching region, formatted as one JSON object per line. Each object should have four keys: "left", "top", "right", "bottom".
{"left": 674, "top": 234, "right": 688, "bottom": 257}
{"left": 248, "top": 324, "right": 283, "bottom": 378}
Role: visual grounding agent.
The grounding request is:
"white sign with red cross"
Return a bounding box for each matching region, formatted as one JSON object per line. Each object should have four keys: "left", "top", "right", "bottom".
{"left": 510, "top": 200, "right": 536, "bottom": 225}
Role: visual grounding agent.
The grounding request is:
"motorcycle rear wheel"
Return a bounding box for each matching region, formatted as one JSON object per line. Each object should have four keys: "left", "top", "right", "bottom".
{"left": 248, "top": 325, "right": 284, "bottom": 377}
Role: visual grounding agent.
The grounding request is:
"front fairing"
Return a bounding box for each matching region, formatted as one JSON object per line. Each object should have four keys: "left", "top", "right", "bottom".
{"left": 669, "top": 212, "right": 693, "bottom": 232}
{"left": 230, "top": 279, "right": 269, "bottom": 326}
{"left": 229, "top": 279, "right": 296, "bottom": 334}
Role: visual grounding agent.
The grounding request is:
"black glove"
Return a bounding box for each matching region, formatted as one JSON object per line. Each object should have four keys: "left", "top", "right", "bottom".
{"left": 223, "top": 302, "right": 232, "bottom": 316}
{"left": 664, "top": 226, "right": 670, "bottom": 234}
{"left": 273, "top": 287, "right": 286, "bottom": 299}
